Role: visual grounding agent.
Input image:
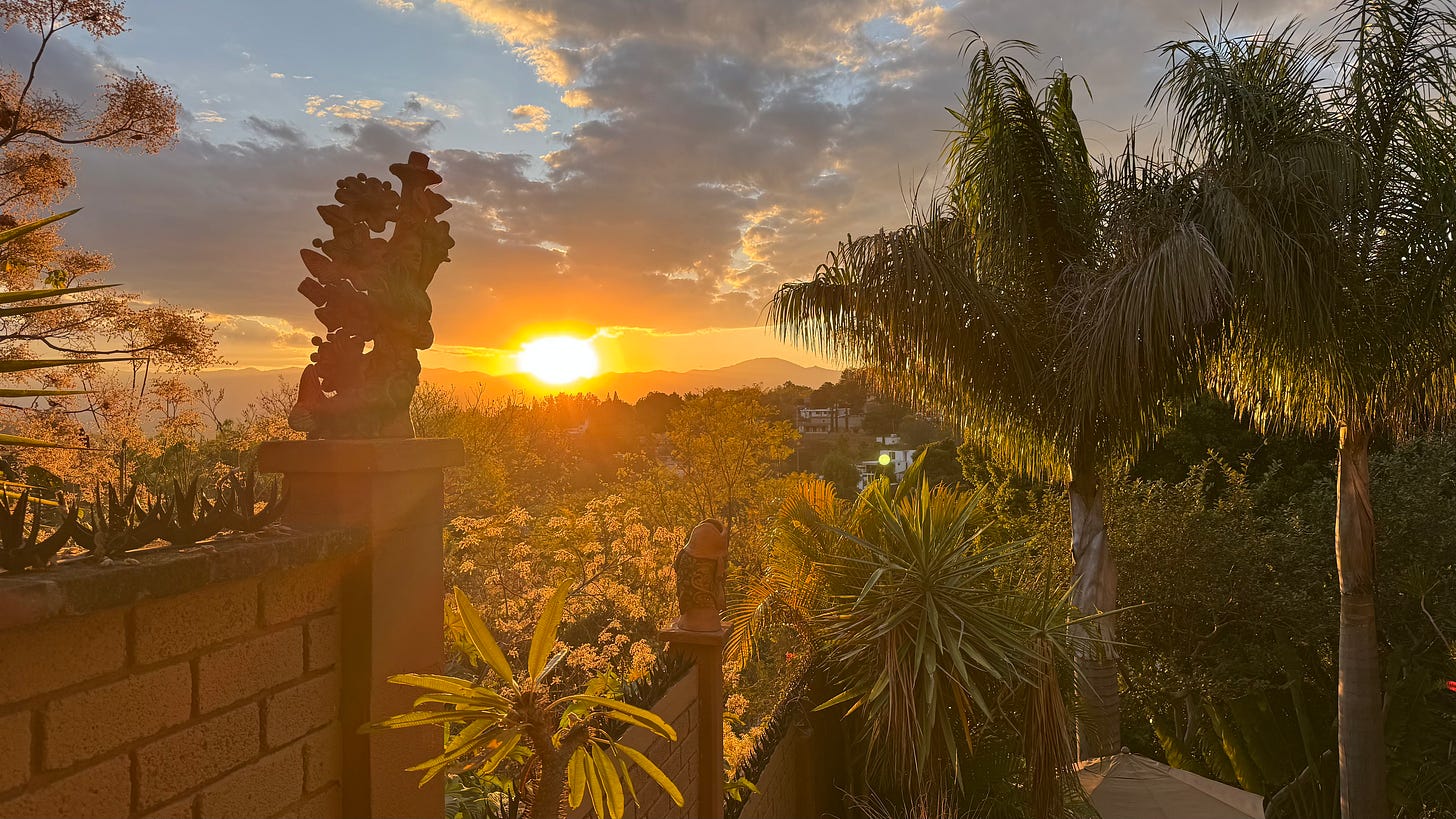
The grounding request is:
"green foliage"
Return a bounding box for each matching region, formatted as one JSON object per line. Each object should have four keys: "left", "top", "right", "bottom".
{"left": 1101, "top": 437, "right": 1456, "bottom": 818}
{"left": 728, "top": 456, "right": 1089, "bottom": 813}
{"left": 377, "top": 586, "right": 683, "bottom": 819}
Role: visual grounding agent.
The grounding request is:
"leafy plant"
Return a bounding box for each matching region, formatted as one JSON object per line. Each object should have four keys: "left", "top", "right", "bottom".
{"left": 374, "top": 584, "right": 684, "bottom": 819}
{"left": 0, "top": 490, "right": 80, "bottom": 570}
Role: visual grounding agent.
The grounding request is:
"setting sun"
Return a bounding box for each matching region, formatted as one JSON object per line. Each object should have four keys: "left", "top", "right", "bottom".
{"left": 515, "top": 336, "right": 601, "bottom": 385}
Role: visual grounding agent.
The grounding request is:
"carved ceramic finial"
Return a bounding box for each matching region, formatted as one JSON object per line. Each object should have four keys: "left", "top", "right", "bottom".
{"left": 288, "top": 151, "right": 454, "bottom": 439}
{"left": 671, "top": 519, "right": 728, "bottom": 632}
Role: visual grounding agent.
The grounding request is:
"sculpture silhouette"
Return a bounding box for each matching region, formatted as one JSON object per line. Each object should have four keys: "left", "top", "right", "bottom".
{"left": 288, "top": 151, "right": 453, "bottom": 438}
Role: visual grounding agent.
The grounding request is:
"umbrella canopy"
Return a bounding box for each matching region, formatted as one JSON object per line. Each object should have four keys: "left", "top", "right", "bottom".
{"left": 1075, "top": 750, "right": 1266, "bottom": 819}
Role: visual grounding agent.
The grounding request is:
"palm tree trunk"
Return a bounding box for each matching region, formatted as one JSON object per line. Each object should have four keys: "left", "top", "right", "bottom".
{"left": 1335, "top": 423, "right": 1388, "bottom": 819}
{"left": 1070, "top": 464, "right": 1119, "bottom": 759}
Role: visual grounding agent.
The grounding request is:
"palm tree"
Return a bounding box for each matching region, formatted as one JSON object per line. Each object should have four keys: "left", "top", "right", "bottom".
{"left": 770, "top": 40, "right": 1223, "bottom": 758}
{"left": 727, "top": 460, "right": 1087, "bottom": 814}
{"left": 1141, "top": 3, "right": 1456, "bottom": 816}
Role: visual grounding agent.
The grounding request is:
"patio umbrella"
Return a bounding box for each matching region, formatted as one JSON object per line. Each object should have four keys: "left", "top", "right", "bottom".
{"left": 1075, "top": 749, "right": 1266, "bottom": 819}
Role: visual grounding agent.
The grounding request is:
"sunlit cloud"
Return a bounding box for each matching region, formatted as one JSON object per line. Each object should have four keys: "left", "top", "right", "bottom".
{"left": 509, "top": 104, "right": 550, "bottom": 132}
{"left": 377, "top": 0, "right": 416, "bottom": 10}
{"left": 194, "top": 110, "right": 226, "bottom": 123}
{"left": 269, "top": 72, "right": 285, "bottom": 79}
{"left": 304, "top": 95, "right": 433, "bottom": 128}
{"left": 559, "top": 88, "right": 590, "bottom": 108}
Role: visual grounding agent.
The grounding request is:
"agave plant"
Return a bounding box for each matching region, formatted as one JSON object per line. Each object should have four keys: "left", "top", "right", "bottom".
{"left": 375, "top": 584, "right": 684, "bottom": 819}
{"left": 0, "top": 490, "right": 80, "bottom": 571}
{"left": 216, "top": 469, "right": 287, "bottom": 532}
{"left": 150, "top": 477, "right": 227, "bottom": 545}
{"left": 72, "top": 481, "right": 166, "bottom": 558}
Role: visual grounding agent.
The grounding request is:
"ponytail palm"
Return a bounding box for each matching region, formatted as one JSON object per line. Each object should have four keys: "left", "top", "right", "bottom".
{"left": 771, "top": 40, "right": 1222, "bottom": 758}
{"left": 1151, "top": 4, "right": 1456, "bottom": 816}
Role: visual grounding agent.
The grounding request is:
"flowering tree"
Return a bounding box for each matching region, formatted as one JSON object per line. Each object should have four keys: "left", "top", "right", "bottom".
{"left": 0, "top": 0, "right": 217, "bottom": 483}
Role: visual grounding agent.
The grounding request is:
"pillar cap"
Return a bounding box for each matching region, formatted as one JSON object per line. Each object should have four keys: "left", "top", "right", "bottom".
{"left": 258, "top": 438, "right": 465, "bottom": 474}
{"left": 659, "top": 624, "right": 727, "bottom": 647}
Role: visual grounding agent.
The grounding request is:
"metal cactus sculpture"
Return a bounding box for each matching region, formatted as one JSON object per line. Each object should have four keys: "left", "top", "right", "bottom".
{"left": 288, "top": 151, "right": 453, "bottom": 438}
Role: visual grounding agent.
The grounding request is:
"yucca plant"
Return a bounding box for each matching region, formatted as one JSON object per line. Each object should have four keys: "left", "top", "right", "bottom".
{"left": 732, "top": 456, "right": 1093, "bottom": 815}
{"left": 374, "top": 584, "right": 684, "bottom": 819}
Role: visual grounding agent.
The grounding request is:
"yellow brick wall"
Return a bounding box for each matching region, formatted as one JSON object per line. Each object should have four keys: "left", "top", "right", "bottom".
{"left": 0, "top": 557, "right": 349, "bottom": 819}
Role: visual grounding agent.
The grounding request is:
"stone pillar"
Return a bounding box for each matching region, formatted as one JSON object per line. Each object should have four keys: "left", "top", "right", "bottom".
{"left": 259, "top": 438, "right": 463, "bottom": 819}
{"left": 660, "top": 626, "right": 725, "bottom": 819}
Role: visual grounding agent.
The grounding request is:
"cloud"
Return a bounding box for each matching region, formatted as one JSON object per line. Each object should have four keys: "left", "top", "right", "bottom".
{"left": 509, "top": 104, "right": 550, "bottom": 132}
{"left": 405, "top": 94, "right": 463, "bottom": 119}
{"left": 269, "top": 72, "right": 285, "bottom": 79}
{"left": 377, "top": 0, "right": 416, "bottom": 10}
{"left": 11, "top": 0, "right": 1319, "bottom": 369}
{"left": 303, "top": 94, "right": 438, "bottom": 129}
{"left": 193, "top": 109, "right": 226, "bottom": 123}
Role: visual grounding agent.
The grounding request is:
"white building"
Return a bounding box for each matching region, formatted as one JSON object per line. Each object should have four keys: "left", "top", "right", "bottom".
{"left": 856, "top": 448, "right": 917, "bottom": 489}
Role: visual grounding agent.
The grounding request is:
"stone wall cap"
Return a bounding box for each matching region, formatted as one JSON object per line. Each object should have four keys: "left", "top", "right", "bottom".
{"left": 0, "top": 528, "right": 363, "bottom": 632}
{"left": 258, "top": 438, "right": 465, "bottom": 474}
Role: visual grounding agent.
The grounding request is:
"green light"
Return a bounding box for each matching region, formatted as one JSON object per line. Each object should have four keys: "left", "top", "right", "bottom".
{"left": 877, "top": 453, "right": 892, "bottom": 466}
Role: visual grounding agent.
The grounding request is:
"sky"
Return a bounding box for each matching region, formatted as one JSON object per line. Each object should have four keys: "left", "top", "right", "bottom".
{"left": 3, "top": 0, "right": 1319, "bottom": 375}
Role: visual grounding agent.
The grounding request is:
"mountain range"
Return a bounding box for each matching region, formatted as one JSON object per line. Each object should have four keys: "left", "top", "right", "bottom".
{"left": 194, "top": 357, "right": 843, "bottom": 418}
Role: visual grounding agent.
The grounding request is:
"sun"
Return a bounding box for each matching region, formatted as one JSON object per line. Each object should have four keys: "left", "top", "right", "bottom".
{"left": 515, "top": 335, "right": 601, "bottom": 385}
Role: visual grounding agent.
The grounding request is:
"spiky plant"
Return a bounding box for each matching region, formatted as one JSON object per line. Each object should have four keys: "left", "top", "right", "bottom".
{"left": 374, "top": 584, "right": 683, "bottom": 819}
{"left": 0, "top": 490, "right": 79, "bottom": 570}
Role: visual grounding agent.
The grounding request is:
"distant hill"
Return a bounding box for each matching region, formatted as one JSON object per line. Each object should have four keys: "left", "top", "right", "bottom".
{"left": 194, "top": 357, "right": 842, "bottom": 419}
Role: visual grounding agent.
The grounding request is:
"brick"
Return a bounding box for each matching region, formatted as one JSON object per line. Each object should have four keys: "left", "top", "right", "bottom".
{"left": 0, "top": 754, "right": 129, "bottom": 819}
{"left": 305, "top": 613, "right": 340, "bottom": 671}
{"left": 197, "top": 742, "right": 304, "bottom": 819}
{"left": 301, "top": 724, "right": 340, "bottom": 792}
{"left": 42, "top": 662, "right": 191, "bottom": 770}
{"left": 142, "top": 795, "right": 196, "bottom": 818}
{"left": 133, "top": 578, "right": 258, "bottom": 665}
{"left": 0, "top": 608, "right": 125, "bottom": 703}
{"left": 261, "top": 560, "right": 343, "bottom": 625}
{"left": 0, "top": 710, "right": 29, "bottom": 793}
{"left": 265, "top": 672, "right": 338, "bottom": 748}
{"left": 135, "top": 703, "right": 260, "bottom": 810}
{"left": 278, "top": 784, "right": 340, "bottom": 819}
{"left": 197, "top": 627, "right": 304, "bottom": 713}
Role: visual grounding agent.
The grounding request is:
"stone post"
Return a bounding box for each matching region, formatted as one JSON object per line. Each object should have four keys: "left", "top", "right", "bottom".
{"left": 259, "top": 438, "right": 463, "bottom": 819}
{"left": 660, "top": 626, "right": 725, "bottom": 819}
